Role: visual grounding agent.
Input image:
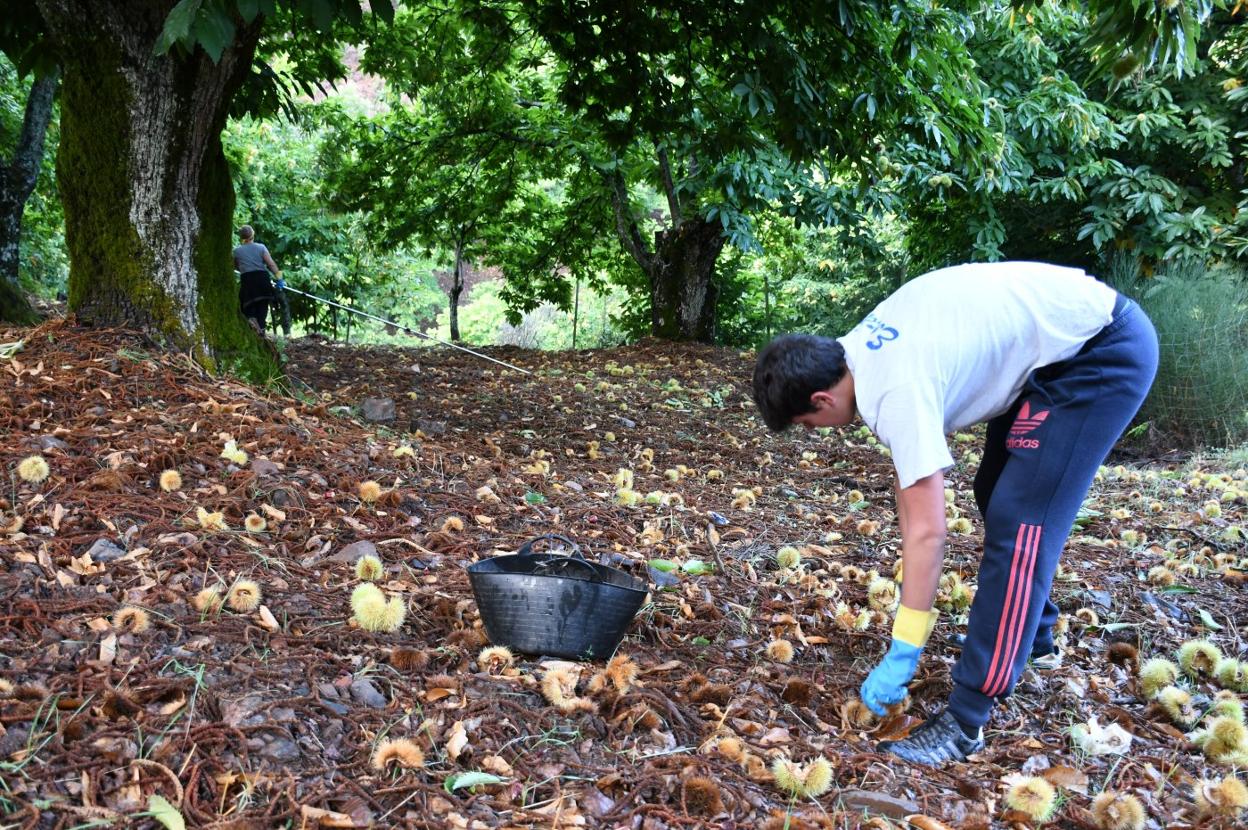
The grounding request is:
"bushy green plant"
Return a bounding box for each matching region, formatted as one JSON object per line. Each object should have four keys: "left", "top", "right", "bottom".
{"left": 1105, "top": 253, "right": 1248, "bottom": 448}
{"left": 898, "top": 3, "right": 1248, "bottom": 272}
{"left": 15, "top": 181, "right": 67, "bottom": 297}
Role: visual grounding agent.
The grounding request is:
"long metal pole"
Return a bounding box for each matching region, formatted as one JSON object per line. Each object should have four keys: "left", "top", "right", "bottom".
{"left": 281, "top": 286, "right": 532, "bottom": 375}
{"left": 572, "top": 277, "right": 580, "bottom": 350}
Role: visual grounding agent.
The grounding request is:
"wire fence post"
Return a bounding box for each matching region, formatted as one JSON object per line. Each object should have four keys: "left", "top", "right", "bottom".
{"left": 572, "top": 278, "right": 581, "bottom": 350}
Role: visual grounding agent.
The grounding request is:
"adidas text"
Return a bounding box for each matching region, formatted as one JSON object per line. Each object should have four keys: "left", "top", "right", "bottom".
{"left": 1007, "top": 437, "right": 1040, "bottom": 449}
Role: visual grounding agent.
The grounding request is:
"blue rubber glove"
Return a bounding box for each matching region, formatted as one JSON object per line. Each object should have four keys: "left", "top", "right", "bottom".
{"left": 861, "top": 639, "right": 923, "bottom": 716}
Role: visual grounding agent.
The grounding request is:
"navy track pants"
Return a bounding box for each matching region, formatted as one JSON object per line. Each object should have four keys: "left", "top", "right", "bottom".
{"left": 948, "top": 296, "right": 1158, "bottom": 729}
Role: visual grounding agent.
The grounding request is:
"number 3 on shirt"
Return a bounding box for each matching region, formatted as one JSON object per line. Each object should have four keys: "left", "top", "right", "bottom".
{"left": 862, "top": 314, "right": 899, "bottom": 350}
{"left": 866, "top": 327, "right": 899, "bottom": 350}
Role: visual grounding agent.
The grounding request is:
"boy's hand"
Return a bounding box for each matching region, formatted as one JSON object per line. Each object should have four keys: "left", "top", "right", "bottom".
{"left": 860, "top": 604, "right": 935, "bottom": 716}
{"left": 861, "top": 639, "right": 922, "bottom": 715}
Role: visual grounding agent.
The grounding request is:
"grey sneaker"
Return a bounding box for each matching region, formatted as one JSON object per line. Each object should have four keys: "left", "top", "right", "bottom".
{"left": 877, "top": 710, "right": 985, "bottom": 766}
{"left": 1030, "top": 647, "right": 1063, "bottom": 670}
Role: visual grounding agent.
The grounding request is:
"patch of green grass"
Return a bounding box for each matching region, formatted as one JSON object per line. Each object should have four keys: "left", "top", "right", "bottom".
{"left": 1211, "top": 443, "right": 1248, "bottom": 470}
{"left": 0, "top": 694, "right": 94, "bottom": 792}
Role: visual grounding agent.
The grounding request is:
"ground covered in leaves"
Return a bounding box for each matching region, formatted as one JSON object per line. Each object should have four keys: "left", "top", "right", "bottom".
{"left": 1, "top": 320, "right": 1246, "bottom": 830}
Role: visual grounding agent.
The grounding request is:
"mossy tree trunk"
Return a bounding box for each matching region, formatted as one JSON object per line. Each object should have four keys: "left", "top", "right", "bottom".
{"left": 0, "top": 68, "right": 58, "bottom": 325}
{"left": 0, "top": 277, "right": 36, "bottom": 325}
{"left": 33, "top": 0, "right": 274, "bottom": 375}
{"left": 607, "top": 161, "right": 725, "bottom": 343}
{"left": 647, "top": 219, "right": 724, "bottom": 342}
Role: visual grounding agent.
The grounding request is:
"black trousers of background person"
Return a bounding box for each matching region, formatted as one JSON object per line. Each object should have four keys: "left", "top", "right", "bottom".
{"left": 239, "top": 270, "right": 275, "bottom": 331}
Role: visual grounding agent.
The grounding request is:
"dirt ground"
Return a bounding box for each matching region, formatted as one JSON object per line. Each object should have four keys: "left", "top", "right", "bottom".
{"left": 1, "top": 320, "right": 1245, "bottom": 829}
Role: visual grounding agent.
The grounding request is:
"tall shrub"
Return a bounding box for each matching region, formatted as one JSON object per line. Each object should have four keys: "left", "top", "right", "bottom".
{"left": 1105, "top": 254, "right": 1248, "bottom": 448}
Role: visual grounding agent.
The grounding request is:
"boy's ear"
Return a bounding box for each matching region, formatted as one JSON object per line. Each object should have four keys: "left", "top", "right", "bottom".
{"left": 810, "top": 390, "right": 835, "bottom": 410}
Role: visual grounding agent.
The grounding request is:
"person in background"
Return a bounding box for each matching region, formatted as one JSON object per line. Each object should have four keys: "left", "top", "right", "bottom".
{"left": 233, "top": 224, "right": 283, "bottom": 333}
{"left": 751, "top": 262, "right": 1158, "bottom": 765}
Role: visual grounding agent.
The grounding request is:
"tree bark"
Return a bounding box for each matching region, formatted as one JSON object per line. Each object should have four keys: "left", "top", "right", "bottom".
{"left": 647, "top": 218, "right": 724, "bottom": 341}
{"left": 33, "top": 0, "right": 274, "bottom": 375}
{"left": 605, "top": 166, "right": 723, "bottom": 342}
{"left": 0, "top": 68, "right": 59, "bottom": 325}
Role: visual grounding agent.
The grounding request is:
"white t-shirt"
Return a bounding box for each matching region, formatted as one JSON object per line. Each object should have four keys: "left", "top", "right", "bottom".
{"left": 838, "top": 262, "right": 1117, "bottom": 488}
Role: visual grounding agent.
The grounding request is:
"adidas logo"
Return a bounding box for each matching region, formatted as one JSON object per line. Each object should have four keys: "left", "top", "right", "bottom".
{"left": 1009, "top": 402, "right": 1049, "bottom": 435}
{"left": 1006, "top": 402, "right": 1049, "bottom": 449}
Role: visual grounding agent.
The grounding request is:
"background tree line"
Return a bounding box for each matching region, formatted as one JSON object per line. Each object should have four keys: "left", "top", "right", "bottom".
{"left": 1, "top": 0, "right": 1245, "bottom": 444}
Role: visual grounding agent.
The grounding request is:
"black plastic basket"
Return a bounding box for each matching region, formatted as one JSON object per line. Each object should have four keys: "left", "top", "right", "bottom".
{"left": 467, "top": 534, "right": 647, "bottom": 660}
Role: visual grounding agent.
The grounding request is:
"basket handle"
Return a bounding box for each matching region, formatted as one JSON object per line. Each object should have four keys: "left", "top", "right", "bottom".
{"left": 532, "top": 556, "right": 599, "bottom": 579}
{"left": 515, "top": 533, "right": 583, "bottom": 560}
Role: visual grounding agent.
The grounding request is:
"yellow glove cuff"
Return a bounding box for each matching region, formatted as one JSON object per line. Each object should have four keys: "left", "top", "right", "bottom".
{"left": 893, "top": 604, "right": 936, "bottom": 648}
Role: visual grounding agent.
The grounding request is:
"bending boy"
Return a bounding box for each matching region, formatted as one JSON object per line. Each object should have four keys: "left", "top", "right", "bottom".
{"left": 752, "top": 261, "right": 1158, "bottom": 765}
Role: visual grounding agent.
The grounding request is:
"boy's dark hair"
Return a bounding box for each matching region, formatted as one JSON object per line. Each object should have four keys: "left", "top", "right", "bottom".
{"left": 751, "top": 334, "right": 847, "bottom": 432}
